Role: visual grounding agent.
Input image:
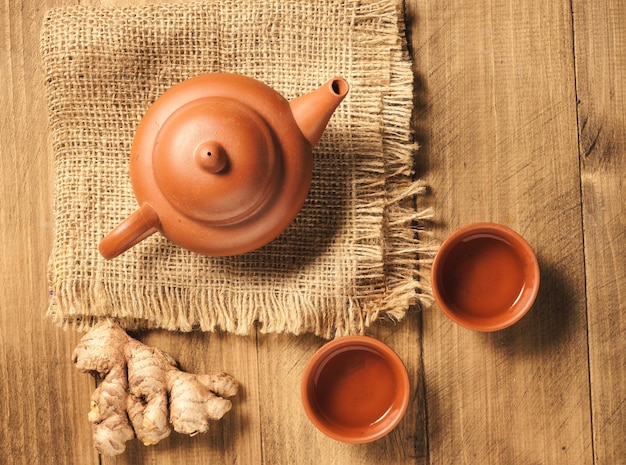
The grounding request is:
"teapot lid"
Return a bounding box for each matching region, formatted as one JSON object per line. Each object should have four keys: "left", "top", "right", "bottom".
{"left": 152, "top": 96, "right": 280, "bottom": 225}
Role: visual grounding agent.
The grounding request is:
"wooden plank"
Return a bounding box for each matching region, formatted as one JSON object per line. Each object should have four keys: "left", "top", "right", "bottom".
{"left": 573, "top": 0, "right": 626, "bottom": 463}
{"left": 0, "top": 1, "right": 99, "bottom": 464}
{"left": 407, "top": 0, "right": 594, "bottom": 463}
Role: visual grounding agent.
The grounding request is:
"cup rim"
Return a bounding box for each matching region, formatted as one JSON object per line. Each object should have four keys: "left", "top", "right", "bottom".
{"left": 431, "top": 222, "right": 540, "bottom": 331}
{"left": 300, "top": 335, "right": 410, "bottom": 443}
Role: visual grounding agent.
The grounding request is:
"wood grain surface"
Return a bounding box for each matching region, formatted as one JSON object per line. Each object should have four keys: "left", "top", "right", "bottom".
{"left": 1, "top": 0, "right": 624, "bottom": 464}
{"left": 574, "top": 0, "right": 626, "bottom": 463}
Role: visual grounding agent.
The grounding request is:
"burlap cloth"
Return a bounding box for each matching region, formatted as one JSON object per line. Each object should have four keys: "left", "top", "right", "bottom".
{"left": 41, "top": 0, "right": 432, "bottom": 338}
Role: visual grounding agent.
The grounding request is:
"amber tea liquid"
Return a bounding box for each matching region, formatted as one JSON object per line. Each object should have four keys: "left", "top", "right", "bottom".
{"left": 313, "top": 346, "right": 396, "bottom": 429}
{"left": 440, "top": 234, "right": 526, "bottom": 316}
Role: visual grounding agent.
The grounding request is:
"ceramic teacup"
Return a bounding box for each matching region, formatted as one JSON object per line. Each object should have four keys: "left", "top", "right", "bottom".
{"left": 431, "top": 222, "right": 540, "bottom": 331}
{"left": 301, "top": 336, "right": 410, "bottom": 443}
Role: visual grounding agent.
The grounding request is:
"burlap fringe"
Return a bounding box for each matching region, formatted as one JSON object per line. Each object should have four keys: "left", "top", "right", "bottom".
{"left": 343, "top": 0, "right": 435, "bottom": 333}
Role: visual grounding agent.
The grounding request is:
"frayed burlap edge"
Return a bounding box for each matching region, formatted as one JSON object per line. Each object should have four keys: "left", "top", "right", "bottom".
{"left": 349, "top": 0, "right": 435, "bottom": 331}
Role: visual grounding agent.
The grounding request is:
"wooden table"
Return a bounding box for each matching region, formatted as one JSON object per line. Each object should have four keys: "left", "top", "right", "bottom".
{"left": 1, "top": 0, "right": 624, "bottom": 463}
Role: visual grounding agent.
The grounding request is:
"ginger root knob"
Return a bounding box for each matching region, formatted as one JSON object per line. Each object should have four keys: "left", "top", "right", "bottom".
{"left": 72, "top": 320, "right": 238, "bottom": 456}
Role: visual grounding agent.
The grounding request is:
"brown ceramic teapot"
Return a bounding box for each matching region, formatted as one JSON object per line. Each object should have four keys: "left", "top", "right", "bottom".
{"left": 99, "top": 73, "right": 349, "bottom": 259}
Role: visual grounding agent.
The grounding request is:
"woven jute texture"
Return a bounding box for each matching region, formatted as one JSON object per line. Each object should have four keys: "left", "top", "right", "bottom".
{"left": 41, "top": 0, "right": 432, "bottom": 338}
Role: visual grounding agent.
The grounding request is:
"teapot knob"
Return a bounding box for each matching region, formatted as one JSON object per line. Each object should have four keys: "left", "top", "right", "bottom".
{"left": 195, "top": 141, "right": 227, "bottom": 174}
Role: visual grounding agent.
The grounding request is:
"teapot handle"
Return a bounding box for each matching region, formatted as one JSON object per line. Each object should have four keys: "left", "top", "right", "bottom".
{"left": 99, "top": 203, "right": 160, "bottom": 259}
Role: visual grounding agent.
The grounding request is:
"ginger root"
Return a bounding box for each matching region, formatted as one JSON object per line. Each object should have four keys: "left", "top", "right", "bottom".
{"left": 72, "top": 320, "right": 238, "bottom": 456}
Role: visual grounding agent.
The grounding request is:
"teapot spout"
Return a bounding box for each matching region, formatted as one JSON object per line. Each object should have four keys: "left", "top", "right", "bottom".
{"left": 289, "top": 77, "right": 349, "bottom": 147}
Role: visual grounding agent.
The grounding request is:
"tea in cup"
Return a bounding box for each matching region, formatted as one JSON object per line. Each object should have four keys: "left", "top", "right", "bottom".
{"left": 301, "top": 336, "right": 410, "bottom": 443}
{"left": 431, "top": 222, "right": 540, "bottom": 331}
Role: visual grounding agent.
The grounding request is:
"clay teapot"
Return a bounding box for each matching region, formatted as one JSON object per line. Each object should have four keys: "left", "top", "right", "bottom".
{"left": 99, "top": 73, "right": 349, "bottom": 259}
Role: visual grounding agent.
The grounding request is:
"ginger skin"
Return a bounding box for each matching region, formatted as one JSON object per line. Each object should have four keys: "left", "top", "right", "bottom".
{"left": 72, "top": 320, "right": 238, "bottom": 456}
